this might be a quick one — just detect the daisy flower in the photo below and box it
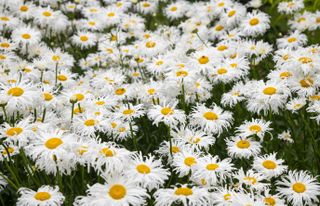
[277,31,307,49]
[259,189,286,206]
[235,168,269,191]
[172,147,201,177]
[147,101,186,127]
[172,127,215,151]
[154,184,210,206]
[286,97,307,113]
[240,10,270,36]
[165,1,188,20]
[17,185,65,206]
[211,186,235,206]
[226,136,261,159]
[25,128,77,175]
[277,130,294,143]
[253,153,287,179]
[125,153,169,191]
[0,117,33,146]
[11,25,41,45]
[236,118,272,141]
[114,103,145,122]
[244,80,290,115]
[189,103,233,135]
[277,170,320,206]
[74,175,149,206]
[0,143,19,161]
[72,31,97,49]
[92,142,132,174]
[221,82,246,108]
[192,155,234,186]
[72,112,106,137]
[278,0,304,15]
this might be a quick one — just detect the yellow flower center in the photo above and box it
[34,192,51,201]
[176,70,188,77]
[96,101,105,105]
[57,74,67,81]
[109,184,126,200]
[88,21,96,26]
[198,56,209,64]
[171,146,180,153]
[203,111,218,120]
[0,16,9,21]
[7,87,24,97]
[143,2,150,7]
[264,197,276,206]
[224,193,231,200]
[52,55,60,62]
[175,187,193,196]
[236,140,250,149]
[42,11,52,17]
[22,33,31,39]
[206,163,219,171]
[217,45,228,51]
[80,36,88,42]
[300,77,314,88]
[155,60,163,65]
[118,127,126,132]
[292,182,306,193]
[146,41,156,48]
[280,71,292,79]
[299,57,312,64]
[228,10,236,17]
[20,5,29,12]
[244,176,257,185]
[263,87,277,95]
[249,125,262,133]
[230,63,237,68]
[6,127,23,136]
[74,93,84,101]
[215,25,224,31]
[0,42,10,48]
[84,119,95,126]
[123,109,134,115]
[136,164,151,174]
[293,103,302,109]
[110,35,117,41]
[43,93,53,101]
[161,107,173,115]
[184,157,197,167]
[218,2,225,7]
[288,37,297,43]
[309,95,320,101]
[115,88,126,95]
[170,6,177,11]
[148,88,155,95]
[249,18,260,26]
[107,12,115,17]
[101,148,114,157]
[45,138,63,150]
[262,160,277,169]
[1,147,14,155]
[78,146,88,155]
[74,107,85,114]
[282,54,289,60]
[217,68,228,74]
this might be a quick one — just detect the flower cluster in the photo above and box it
[0,0,320,205]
